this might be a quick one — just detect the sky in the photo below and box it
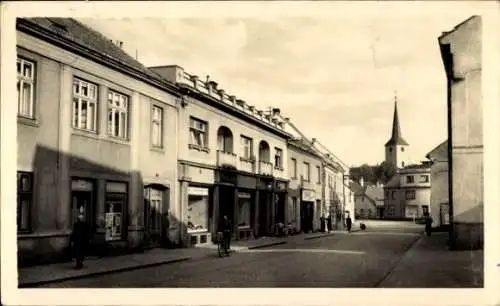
[79,5,477,167]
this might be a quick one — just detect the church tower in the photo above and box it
[385,94,409,169]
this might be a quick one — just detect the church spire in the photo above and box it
[385,92,409,147]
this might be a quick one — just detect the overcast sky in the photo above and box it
[80,6,477,167]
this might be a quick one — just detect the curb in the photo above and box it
[304,229,362,240]
[19,256,191,288]
[247,240,288,249]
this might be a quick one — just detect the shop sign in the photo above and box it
[106,182,127,193]
[105,212,122,241]
[71,180,93,191]
[219,170,237,184]
[302,189,316,202]
[238,192,251,199]
[188,186,209,196]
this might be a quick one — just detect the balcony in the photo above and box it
[259,161,273,176]
[217,150,237,168]
[239,157,255,173]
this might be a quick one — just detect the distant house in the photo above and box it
[426,140,449,228]
[384,163,431,220]
[350,177,384,219]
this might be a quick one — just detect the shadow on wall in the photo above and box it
[17,144,186,267]
[451,204,484,251]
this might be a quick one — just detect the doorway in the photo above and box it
[144,187,168,248]
[301,201,314,233]
[258,191,270,236]
[218,185,235,232]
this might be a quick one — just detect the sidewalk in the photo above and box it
[378,232,484,288]
[18,236,289,287]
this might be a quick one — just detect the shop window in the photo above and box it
[17,171,33,232]
[187,186,209,232]
[71,178,95,226]
[105,181,128,241]
[238,192,252,228]
[290,197,298,221]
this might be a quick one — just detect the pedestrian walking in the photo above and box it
[424,212,433,236]
[71,210,89,269]
[221,215,232,251]
[346,214,352,232]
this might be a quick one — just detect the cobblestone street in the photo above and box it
[34,224,482,288]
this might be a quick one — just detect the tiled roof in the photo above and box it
[348,181,365,195]
[385,101,409,147]
[18,18,174,90]
[426,140,448,160]
[365,185,384,202]
[384,174,400,188]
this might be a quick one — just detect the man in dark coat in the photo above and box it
[345,214,352,232]
[71,213,89,269]
[424,212,433,236]
[221,215,232,251]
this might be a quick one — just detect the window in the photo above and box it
[189,117,208,148]
[420,175,429,183]
[105,182,127,241]
[241,136,253,159]
[151,105,163,148]
[290,158,297,178]
[17,172,33,231]
[187,186,210,232]
[316,166,321,184]
[303,162,310,181]
[392,190,396,200]
[389,147,393,152]
[72,78,98,132]
[274,148,283,169]
[406,175,414,183]
[401,147,405,152]
[17,58,36,118]
[405,189,416,200]
[107,90,129,139]
[360,208,365,216]
[422,205,429,215]
[328,175,333,187]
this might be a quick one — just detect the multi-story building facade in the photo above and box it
[16,18,181,265]
[439,15,483,250]
[286,138,323,233]
[426,140,449,228]
[384,164,431,220]
[149,65,291,245]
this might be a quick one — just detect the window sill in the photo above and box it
[107,135,130,145]
[72,128,98,139]
[240,157,255,163]
[189,144,210,153]
[150,146,165,154]
[274,167,284,171]
[17,116,40,127]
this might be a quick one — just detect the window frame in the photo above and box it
[303,162,310,182]
[420,175,429,183]
[151,104,164,149]
[240,135,253,160]
[17,171,33,233]
[189,116,209,150]
[16,57,36,119]
[290,158,297,179]
[107,89,130,140]
[72,77,99,133]
[316,165,321,184]
[406,175,414,184]
[274,147,283,169]
[405,189,416,200]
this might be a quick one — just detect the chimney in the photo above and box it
[190,75,199,88]
[115,40,123,48]
[272,108,281,116]
[311,138,317,144]
[217,89,225,100]
[229,95,236,104]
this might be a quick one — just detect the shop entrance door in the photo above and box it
[71,179,95,243]
[301,201,314,233]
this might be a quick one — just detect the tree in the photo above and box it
[351,163,377,184]
[377,161,397,184]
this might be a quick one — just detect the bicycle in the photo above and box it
[217,231,231,257]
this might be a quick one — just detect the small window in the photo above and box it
[17,171,33,232]
[303,162,310,181]
[290,158,297,178]
[107,90,129,139]
[401,147,405,152]
[392,191,396,200]
[274,148,283,169]
[72,78,99,132]
[17,58,36,119]
[406,175,414,184]
[190,117,208,148]
[316,166,321,184]
[151,105,164,148]
[420,175,429,183]
[405,190,416,200]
